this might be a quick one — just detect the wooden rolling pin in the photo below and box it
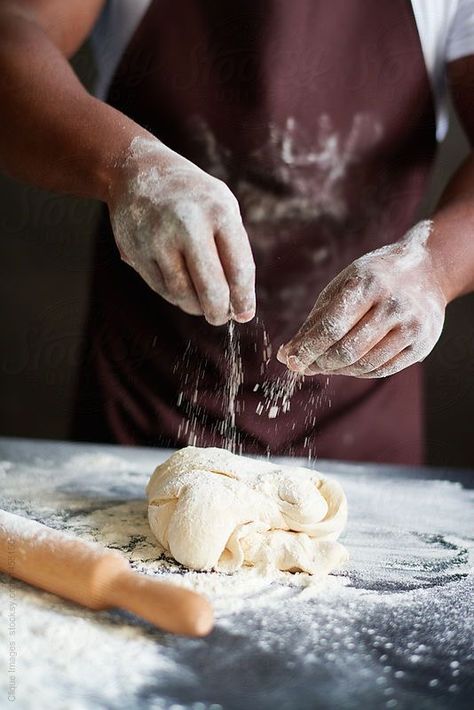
[0,509,213,637]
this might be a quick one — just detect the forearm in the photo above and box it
[0,7,256,324]
[0,8,150,201]
[428,153,474,302]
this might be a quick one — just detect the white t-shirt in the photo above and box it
[91,0,474,141]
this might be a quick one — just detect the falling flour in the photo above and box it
[175,319,308,452]
[255,370,303,418]
[175,322,244,453]
[175,341,209,447]
[220,319,244,453]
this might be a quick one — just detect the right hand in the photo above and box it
[108,136,256,326]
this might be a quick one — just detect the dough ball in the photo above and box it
[146,447,348,575]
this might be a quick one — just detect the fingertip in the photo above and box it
[233,309,255,323]
[180,305,204,317]
[276,345,288,365]
[205,313,231,327]
[288,355,306,372]
[229,284,256,323]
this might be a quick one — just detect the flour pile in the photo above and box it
[146,447,348,575]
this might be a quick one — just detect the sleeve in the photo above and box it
[446,0,474,62]
[90,0,151,100]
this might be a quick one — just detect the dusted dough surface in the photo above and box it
[146,447,348,575]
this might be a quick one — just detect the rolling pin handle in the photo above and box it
[103,567,214,637]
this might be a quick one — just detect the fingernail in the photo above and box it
[276,345,287,364]
[288,355,306,372]
[234,309,255,323]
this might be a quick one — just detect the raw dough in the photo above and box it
[146,447,348,575]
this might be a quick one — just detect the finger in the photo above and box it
[276,277,343,365]
[185,234,231,326]
[308,303,396,372]
[309,327,411,377]
[277,276,343,365]
[311,303,406,374]
[215,223,256,323]
[134,257,178,301]
[282,276,376,371]
[357,345,417,378]
[156,250,203,315]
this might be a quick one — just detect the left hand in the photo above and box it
[277,221,447,378]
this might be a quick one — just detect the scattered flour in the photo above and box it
[220,319,244,453]
[189,113,383,225]
[255,370,303,419]
[175,320,307,453]
[0,442,472,708]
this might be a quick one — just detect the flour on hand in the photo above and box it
[146,447,348,576]
[278,220,447,378]
[108,136,256,325]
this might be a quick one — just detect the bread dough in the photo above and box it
[146,447,348,575]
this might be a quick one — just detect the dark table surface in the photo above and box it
[0,437,472,710]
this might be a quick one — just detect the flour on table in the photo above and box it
[0,440,472,709]
[146,447,348,575]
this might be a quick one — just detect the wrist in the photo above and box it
[426,218,472,303]
[85,100,155,204]
[426,242,454,304]
[104,133,179,207]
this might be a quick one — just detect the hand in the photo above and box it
[108,136,256,326]
[277,221,447,378]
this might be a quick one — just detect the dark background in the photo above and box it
[1,46,473,467]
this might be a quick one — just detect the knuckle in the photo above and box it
[315,283,334,309]
[347,263,379,292]
[348,262,365,279]
[346,274,371,296]
[403,318,422,337]
[384,296,403,316]
[320,317,345,342]
[216,205,242,233]
[165,273,188,298]
[210,182,241,215]
[343,273,363,291]
[212,177,234,202]
[335,344,356,366]
[230,263,255,289]
[364,271,378,291]
[356,355,378,373]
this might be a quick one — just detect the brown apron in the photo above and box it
[73,0,437,464]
